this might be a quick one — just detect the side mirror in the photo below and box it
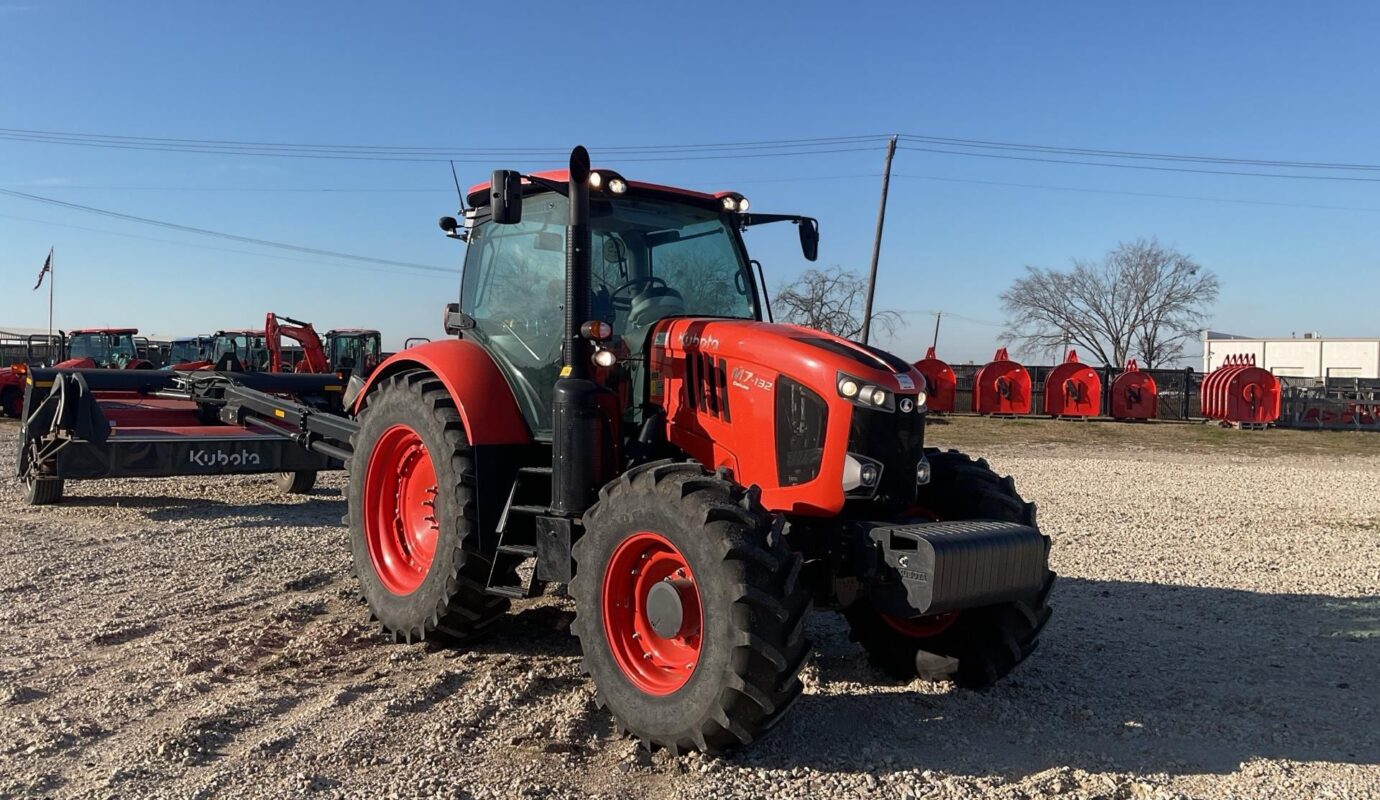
[798,218,819,262]
[490,170,524,225]
[443,302,476,336]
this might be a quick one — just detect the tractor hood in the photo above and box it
[648,317,928,517]
[651,318,924,397]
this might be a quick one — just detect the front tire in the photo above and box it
[347,371,507,643]
[844,448,1054,688]
[1,386,21,418]
[571,461,810,754]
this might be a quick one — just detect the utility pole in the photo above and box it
[931,311,942,350]
[860,135,898,345]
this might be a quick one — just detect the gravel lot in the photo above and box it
[1,418,1376,799]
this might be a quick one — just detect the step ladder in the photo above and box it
[486,465,551,599]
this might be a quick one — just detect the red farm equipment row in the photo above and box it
[1202,354,1281,428]
[203,147,1055,755]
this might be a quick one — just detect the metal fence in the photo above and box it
[948,363,1204,421]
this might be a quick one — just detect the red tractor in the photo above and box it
[226,148,1054,753]
[0,334,64,417]
[57,328,157,370]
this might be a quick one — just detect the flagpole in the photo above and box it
[47,247,54,346]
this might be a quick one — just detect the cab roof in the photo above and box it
[69,327,138,336]
[465,169,740,211]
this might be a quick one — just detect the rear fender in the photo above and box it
[354,339,531,446]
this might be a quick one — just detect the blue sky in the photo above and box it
[3,1,1378,363]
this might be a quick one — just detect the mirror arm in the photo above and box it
[752,259,773,323]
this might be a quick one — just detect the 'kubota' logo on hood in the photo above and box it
[189,449,262,467]
[679,333,719,350]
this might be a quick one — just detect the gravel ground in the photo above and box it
[0,419,1376,799]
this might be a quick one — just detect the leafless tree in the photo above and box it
[1000,239,1219,368]
[775,266,902,341]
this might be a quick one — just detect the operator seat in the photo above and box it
[626,285,686,346]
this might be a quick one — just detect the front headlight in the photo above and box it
[836,371,896,412]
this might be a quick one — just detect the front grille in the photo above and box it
[847,405,925,515]
[775,377,827,486]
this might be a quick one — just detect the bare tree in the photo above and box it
[1001,239,1219,368]
[775,266,902,341]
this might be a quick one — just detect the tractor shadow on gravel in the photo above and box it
[54,494,346,528]
[756,577,1379,778]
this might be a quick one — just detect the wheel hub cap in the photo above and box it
[363,424,439,595]
[601,532,703,695]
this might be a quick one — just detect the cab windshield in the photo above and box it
[329,333,381,372]
[68,332,138,367]
[211,334,269,371]
[461,192,758,434]
[168,339,204,364]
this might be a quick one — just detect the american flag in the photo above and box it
[33,249,51,291]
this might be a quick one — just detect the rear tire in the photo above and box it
[571,461,811,754]
[844,448,1054,688]
[24,475,63,506]
[274,470,317,495]
[1,386,21,419]
[348,370,508,644]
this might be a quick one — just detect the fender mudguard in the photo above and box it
[353,339,531,446]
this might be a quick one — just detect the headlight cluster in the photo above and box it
[836,372,927,414]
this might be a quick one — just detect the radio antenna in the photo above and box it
[449,160,465,212]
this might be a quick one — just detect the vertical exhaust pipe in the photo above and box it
[550,146,615,515]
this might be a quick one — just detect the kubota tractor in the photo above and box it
[223,148,1054,754]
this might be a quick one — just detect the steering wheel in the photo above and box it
[609,276,668,310]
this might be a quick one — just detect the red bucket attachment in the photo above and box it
[1110,360,1157,420]
[1202,354,1281,426]
[972,348,1031,415]
[913,346,956,413]
[1042,350,1101,418]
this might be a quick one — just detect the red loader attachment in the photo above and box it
[1111,360,1157,420]
[912,347,956,413]
[1202,354,1281,427]
[1042,350,1101,418]
[972,347,1032,415]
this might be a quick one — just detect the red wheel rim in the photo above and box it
[881,610,959,638]
[601,532,703,695]
[363,424,439,595]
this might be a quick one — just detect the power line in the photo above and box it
[897,144,1380,183]
[0,211,457,278]
[893,174,1380,214]
[0,188,453,274]
[9,125,1380,177]
[899,133,1380,172]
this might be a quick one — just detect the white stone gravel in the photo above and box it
[0,420,1376,799]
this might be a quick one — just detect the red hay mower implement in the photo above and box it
[19,148,1055,754]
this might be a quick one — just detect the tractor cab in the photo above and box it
[63,329,154,370]
[454,171,810,437]
[164,336,210,369]
[325,329,382,376]
[209,330,270,372]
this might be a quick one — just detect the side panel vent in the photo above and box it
[684,353,731,422]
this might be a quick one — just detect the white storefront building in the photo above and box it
[1203,331,1380,380]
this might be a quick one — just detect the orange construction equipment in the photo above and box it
[1202,354,1281,426]
[972,347,1031,415]
[1110,360,1157,420]
[1042,350,1101,418]
[912,347,956,413]
[265,313,330,373]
